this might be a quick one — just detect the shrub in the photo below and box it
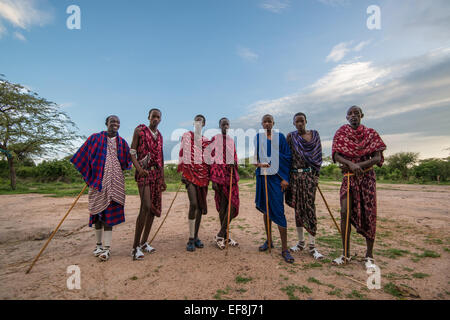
[34,159,81,182]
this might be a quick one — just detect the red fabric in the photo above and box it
[332,124,386,164]
[210,134,240,217]
[134,125,164,185]
[177,131,210,187]
[332,124,386,241]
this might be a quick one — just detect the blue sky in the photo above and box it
[1,0,449,160]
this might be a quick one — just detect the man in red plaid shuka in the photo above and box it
[331,106,386,270]
[210,118,240,250]
[130,108,167,261]
[71,115,132,262]
[178,114,210,252]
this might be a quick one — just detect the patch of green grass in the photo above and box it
[414,250,440,258]
[425,238,443,245]
[444,247,450,253]
[346,290,367,300]
[412,273,430,279]
[316,234,342,249]
[302,262,323,269]
[385,273,411,280]
[235,275,253,284]
[213,286,232,300]
[386,272,411,280]
[383,282,403,299]
[307,277,322,285]
[403,267,414,272]
[376,248,410,259]
[281,285,313,300]
[328,288,343,297]
[130,276,138,280]
[236,288,247,293]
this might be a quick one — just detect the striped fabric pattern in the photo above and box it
[88,136,126,215]
[70,131,132,191]
[289,130,323,173]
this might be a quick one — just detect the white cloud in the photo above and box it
[13,30,25,41]
[381,133,450,159]
[353,40,371,52]
[326,42,352,62]
[0,0,52,34]
[237,46,259,62]
[260,0,290,13]
[309,61,390,99]
[232,47,450,158]
[326,40,372,62]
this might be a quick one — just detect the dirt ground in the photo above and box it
[0,182,449,300]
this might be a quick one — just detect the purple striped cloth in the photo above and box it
[290,130,323,173]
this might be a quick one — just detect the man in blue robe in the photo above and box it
[254,114,294,263]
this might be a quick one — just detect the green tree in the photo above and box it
[0,75,83,189]
[385,152,419,180]
[413,158,450,182]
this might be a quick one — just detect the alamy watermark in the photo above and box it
[66,5,81,30]
[367,5,381,30]
[367,265,381,290]
[66,265,81,290]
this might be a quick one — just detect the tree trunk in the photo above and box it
[7,156,16,190]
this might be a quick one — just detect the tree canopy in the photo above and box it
[0,75,84,188]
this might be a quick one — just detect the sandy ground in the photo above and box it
[0,182,449,300]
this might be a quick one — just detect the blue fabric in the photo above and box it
[70,131,132,191]
[255,131,292,228]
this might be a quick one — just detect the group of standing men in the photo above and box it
[71,106,386,270]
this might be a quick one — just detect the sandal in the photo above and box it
[140,242,156,254]
[364,257,376,270]
[93,246,103,257]
[214,235,225,250]
[281,250,295,263]
[131,247,144,260]
[258,240,274,252]
[332,255,351,265]
[194,238,204,248]
[99,249,111,262]
[226,238,239,247]
[290,240,306,252]
[186,238,196,252]
[309,248,324,260]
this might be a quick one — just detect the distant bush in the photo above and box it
[238,164,255,179]
[33,159,81,182]
[164,164,182,183]
[320,164,342,180]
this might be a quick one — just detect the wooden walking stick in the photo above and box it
[225,166,234,256]
[149,182,183,245]
[342,167,371,263]
[344,173,351,262]
[264,169,272,254]
[317,185,341,234]
[26,184,88,274]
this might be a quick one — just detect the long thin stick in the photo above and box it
[149,182,183,245]
[264,170,271,254]
[26,184,88,274]
[342,167,372,263]
[225,166,233,256]
[317,185,341,234]
[344,174,350,260]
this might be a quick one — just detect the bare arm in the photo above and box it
[334,152,363,176]
[130,127,148,177]
[357,151,382,170]
[335,151,382,177]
